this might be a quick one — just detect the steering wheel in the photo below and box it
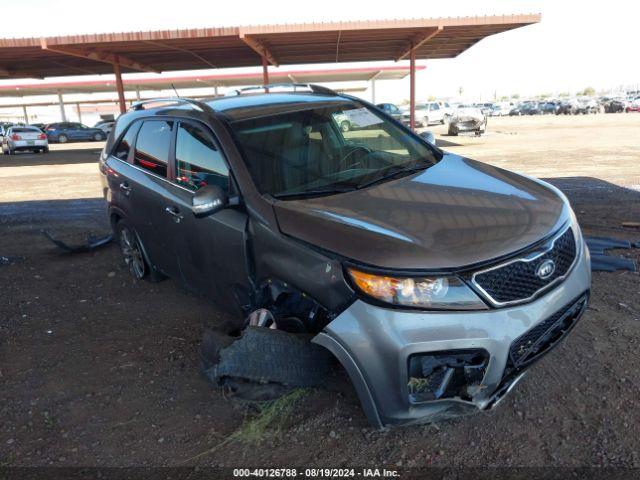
[338,144,372,171]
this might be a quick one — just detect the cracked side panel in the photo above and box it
[248,218,355,331]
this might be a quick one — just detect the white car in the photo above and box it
[403,102,448,127]
[1,126,49,154]
[435,101,454,118]
[94,120,115,135]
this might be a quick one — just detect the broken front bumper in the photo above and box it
[312,241,591,428]
[451,119,484,131]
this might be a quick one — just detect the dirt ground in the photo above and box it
[1,113,640,469]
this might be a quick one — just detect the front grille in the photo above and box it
[472,227,577,305]
[509,294,588,368]
[486,293,589,409]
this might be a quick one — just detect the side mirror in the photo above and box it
[419,131,436,145]
[192,185,228,218]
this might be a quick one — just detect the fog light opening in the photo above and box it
[408,349,490,403]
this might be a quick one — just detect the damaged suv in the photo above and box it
[99,85,591,428]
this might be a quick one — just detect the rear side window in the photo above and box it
[175,122,229,191]
[113,122,141,161]
[134,120,173,177]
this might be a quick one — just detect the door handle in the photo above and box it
[119,182,132,193]
[164,206,184,223]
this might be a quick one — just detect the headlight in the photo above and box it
[347,268,488,310]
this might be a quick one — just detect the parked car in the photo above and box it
[488,104,503,116]
[99,86,590,427]
[403,102,447,127]
[603,99,625,113]
[44,122,106,143]
[333,112,354,132]
[435,101,454,118]
[376,103,405,123]
[0,124,9,144]
[575,98,600,115]
[94,120,115,135]
[625,98,640,112]
[29,123,46,131]
[509,105,524,116]
[448,105,487,136]
[539,102,559,115]
[1,125,49,154]
[521,103,542,115]
[556,101,578,115]
[474,103,496,117]
[495,102,514,116]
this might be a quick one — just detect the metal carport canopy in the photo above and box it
[0,14,540,123]
[0,65,425,97]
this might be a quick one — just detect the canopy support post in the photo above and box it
[113,59,126,114]
[262,55,269,92]
[57,91,67,122]
[409,47,416,131]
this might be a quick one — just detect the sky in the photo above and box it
[1,0,639,103]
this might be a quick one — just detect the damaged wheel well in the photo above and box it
[110,211,122,230]
[245,278,333,334]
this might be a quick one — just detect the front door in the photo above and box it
[160,120,250,312]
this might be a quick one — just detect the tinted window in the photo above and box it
[175,122,228,191]
[230,102,438,197]
[431,103,440,110]
[134,120,173,177]
[113,122,141,161]
[10,128,40,133]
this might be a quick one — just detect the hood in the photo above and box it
[452,108,484,122]
[273,154,569,271]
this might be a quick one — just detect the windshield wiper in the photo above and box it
[355,160,430,190]
[273,184,357,200]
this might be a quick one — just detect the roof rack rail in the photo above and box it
[225,83,338,97]
[129,97,206,111]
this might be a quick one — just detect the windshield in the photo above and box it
[228,102,439,198]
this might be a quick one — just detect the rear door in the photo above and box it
[128,119,178,274]
[160,119,249,312]
[70,123,88,140]
[105,118,177,276]
[61,123,78,139]
[52,123,69,137]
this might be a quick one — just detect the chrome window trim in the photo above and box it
[470,223,579,308]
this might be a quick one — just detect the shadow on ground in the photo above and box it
[435,138,463,147]
[542,176,640,236]
[0,148,102,168]
[0,198,105,225]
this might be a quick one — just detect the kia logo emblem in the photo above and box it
[536,259,556,280]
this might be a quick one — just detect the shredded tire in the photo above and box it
[205,327,332,388]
